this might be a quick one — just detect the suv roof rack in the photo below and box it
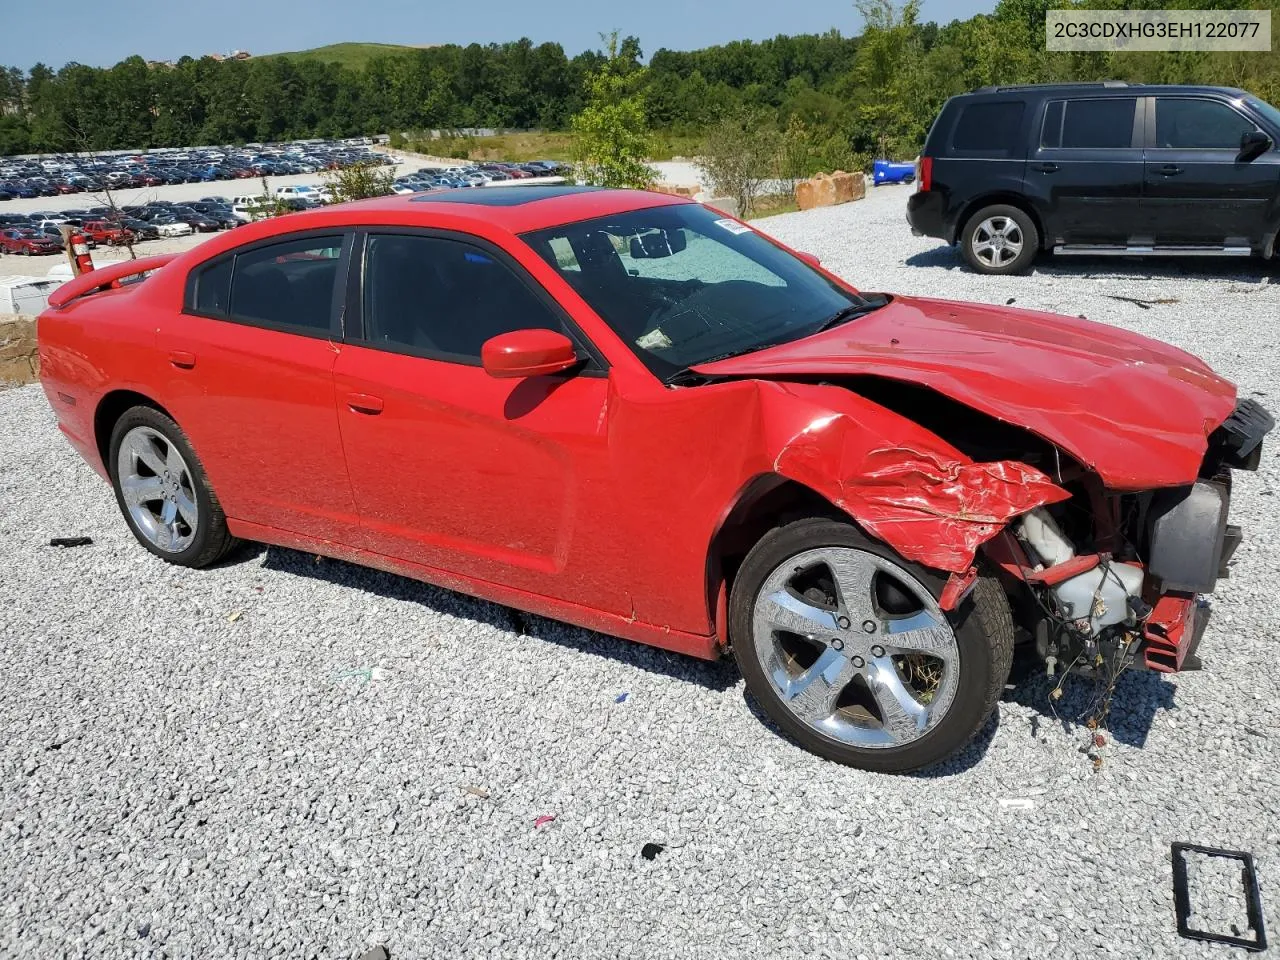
[973,81,1134,93]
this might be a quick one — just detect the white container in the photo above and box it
[47,259,126,281]
[0,275,61,315]
[1052,562,1145,634]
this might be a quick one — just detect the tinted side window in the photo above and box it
[1042,98,1136,149]
[193,257,232,316]
[951,101,1025,156]
[1155,98,1257,149]
[229,235,344,332]
[363,233,560,361]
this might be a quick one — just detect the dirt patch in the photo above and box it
[0,315,39,386]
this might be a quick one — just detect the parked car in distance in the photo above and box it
[34,225,68,248]
[119,218,161,240]
[36,185,1272,773]
[1,227,62,255]
[275,184,323,203]
[167,207,221,232]
[907,82,1280,274]
[151,218,194,238]
[81,220,135,245]
[230,200,270,223]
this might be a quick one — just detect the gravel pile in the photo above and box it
[3,184,1279,958]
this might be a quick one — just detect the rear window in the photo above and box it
[949,101,1026,156]
[229,236,344,333]
[1041,98,1137,149]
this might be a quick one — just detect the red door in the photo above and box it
[155,233,361,544]
[331,345,622,609]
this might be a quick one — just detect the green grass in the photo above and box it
[410,131,578,163]
[746,194,800,220]
[263,42,421,69]
[648,131,703,162]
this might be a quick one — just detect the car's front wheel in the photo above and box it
[730,518,1013,773]
[960,204,1038,275]
[108,405,237,568]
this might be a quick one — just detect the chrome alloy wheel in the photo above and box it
[970,216,1024,268]
[116,425,199,553]
[750,547,960,748]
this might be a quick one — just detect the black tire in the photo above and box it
[960,203,1038,275]
[730,517,1014,773]
[107,405,237,568]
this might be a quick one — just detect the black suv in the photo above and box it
[907,83,1280,274]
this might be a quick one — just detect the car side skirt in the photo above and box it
[228,518,724,661]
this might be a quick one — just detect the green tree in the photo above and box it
[570,33,655,188]
[322,160,396,202]
[698,108,782,214]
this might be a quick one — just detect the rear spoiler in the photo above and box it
[46,254,178,308]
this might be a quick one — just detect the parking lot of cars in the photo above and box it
[0,139,395,257]
[390,159,567,193]
[0,138,390,203]
[0,140,569,257]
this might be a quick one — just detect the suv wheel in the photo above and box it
[961,204,1038,275]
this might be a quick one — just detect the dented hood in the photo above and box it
[695,295,1238,490]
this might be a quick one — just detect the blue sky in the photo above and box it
[0,0,995,69]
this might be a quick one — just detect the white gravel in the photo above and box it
[2,183,1278,959]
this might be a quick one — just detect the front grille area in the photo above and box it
[1206,398,1274,473]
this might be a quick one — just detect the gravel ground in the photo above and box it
[2,183,1279,959]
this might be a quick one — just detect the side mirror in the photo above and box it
[1238,130,1272,162]
[481,328,579,379]
[795,251,822,268]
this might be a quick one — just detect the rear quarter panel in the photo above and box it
[38,287,165,479]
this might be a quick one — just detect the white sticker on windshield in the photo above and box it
[714,218,752,235]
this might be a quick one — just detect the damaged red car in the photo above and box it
[37,186,1273,772]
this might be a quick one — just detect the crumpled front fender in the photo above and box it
[760,382,1070,573]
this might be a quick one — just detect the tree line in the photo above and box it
[2,0,1279,161]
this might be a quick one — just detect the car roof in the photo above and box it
[281,185,688,233]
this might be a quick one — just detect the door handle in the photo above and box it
[1031,162,1059,173]
[1158,164,1184,176]
[345,392,384,415]
[168,350,196,369]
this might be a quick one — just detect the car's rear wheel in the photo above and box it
[108,406,237,568]
[730,518,1013,773]
[960,204,1038,275]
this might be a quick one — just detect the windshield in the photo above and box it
[1246,96,1280,133]
[521,203,875,380]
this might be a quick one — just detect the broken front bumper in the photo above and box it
[1142,595,1211,673]
[1140,397,1273,672]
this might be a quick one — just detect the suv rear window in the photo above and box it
[950,101,1025,156]
[1041,98,1137,149]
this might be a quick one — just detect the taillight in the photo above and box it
[915,156,932,193]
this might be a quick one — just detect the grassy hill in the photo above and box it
[261,42,421,69]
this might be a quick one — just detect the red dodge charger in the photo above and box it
[37,185,1272,772]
